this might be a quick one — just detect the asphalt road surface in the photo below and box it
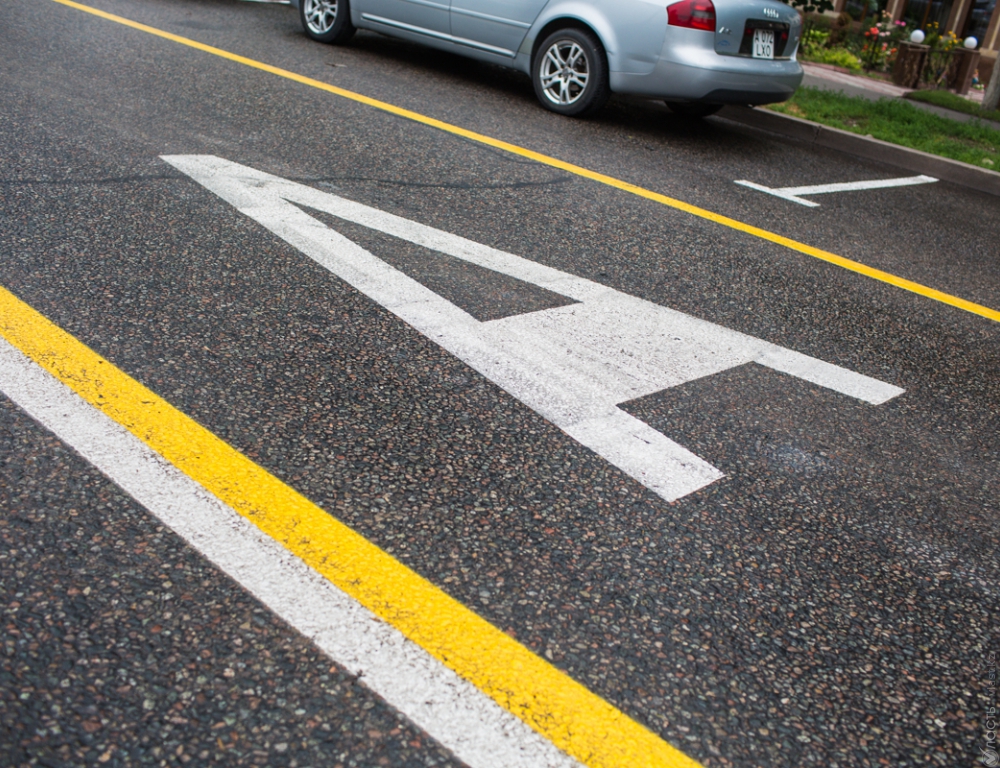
[1,1,998,766]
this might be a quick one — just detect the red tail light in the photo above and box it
[668,0,716,32]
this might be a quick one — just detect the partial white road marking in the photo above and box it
[163,155,906,501]
[0,334,582,768]
[735,175,938,207]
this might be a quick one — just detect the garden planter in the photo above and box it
[893,41,928,88]
[947,48,980,95]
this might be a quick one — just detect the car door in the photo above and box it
[360,0,451,39]
[450,0,549,57]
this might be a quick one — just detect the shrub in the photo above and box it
[801,27,831,52]
[803,46,864,71]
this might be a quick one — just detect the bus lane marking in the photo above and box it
[735,174,939,207]
[163,154,906,504]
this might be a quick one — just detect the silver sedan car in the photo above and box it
[290,0,803,117]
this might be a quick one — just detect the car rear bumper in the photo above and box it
[609,29,803,105]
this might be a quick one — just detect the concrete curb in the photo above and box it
[717,105,1000,198]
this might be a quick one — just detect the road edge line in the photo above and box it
[0,283,704,768]
[0,332,581,768]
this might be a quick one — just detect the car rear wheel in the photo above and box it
[300,0,355,44]
[532,29,609,117]
[665,101,723,118]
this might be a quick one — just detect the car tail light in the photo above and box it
[668,0,716,32]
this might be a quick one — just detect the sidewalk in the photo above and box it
[799,62,999,129]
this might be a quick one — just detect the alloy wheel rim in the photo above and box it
[304,0,338,34]
[539,40,589,106]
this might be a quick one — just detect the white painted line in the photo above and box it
[163,155,906,501]
[0,334,581,768]
[734,180,820,207]
[735,175,937,207]
[780,174,938,196]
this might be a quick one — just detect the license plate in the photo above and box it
[752,28,775,59]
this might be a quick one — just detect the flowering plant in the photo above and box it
[923,29,963,84]
[861,12,910,71]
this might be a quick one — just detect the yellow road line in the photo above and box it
[0,281,703,767]
[50,0,1000,324]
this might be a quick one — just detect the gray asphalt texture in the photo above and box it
[0,397,462,768]
[1,0,998,766]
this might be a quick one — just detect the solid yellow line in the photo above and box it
[0,280,703,767]
[50,0,1000,324]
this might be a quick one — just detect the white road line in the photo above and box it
[734,180,822,208]
[781,175,938,196]
[735,175,937,207]
[164,155,906,502]
[0,336,581,768]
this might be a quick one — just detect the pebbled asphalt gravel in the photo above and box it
[1,0,997,767]
[0,397,464,768]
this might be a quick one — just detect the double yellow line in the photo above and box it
[51,0,1000,324]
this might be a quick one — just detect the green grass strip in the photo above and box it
[768,86,1000,169]
[903,88,1000,122]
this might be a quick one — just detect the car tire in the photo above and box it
[300,0,355,44]
[665,101,723,118]
[532,28,610,117]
